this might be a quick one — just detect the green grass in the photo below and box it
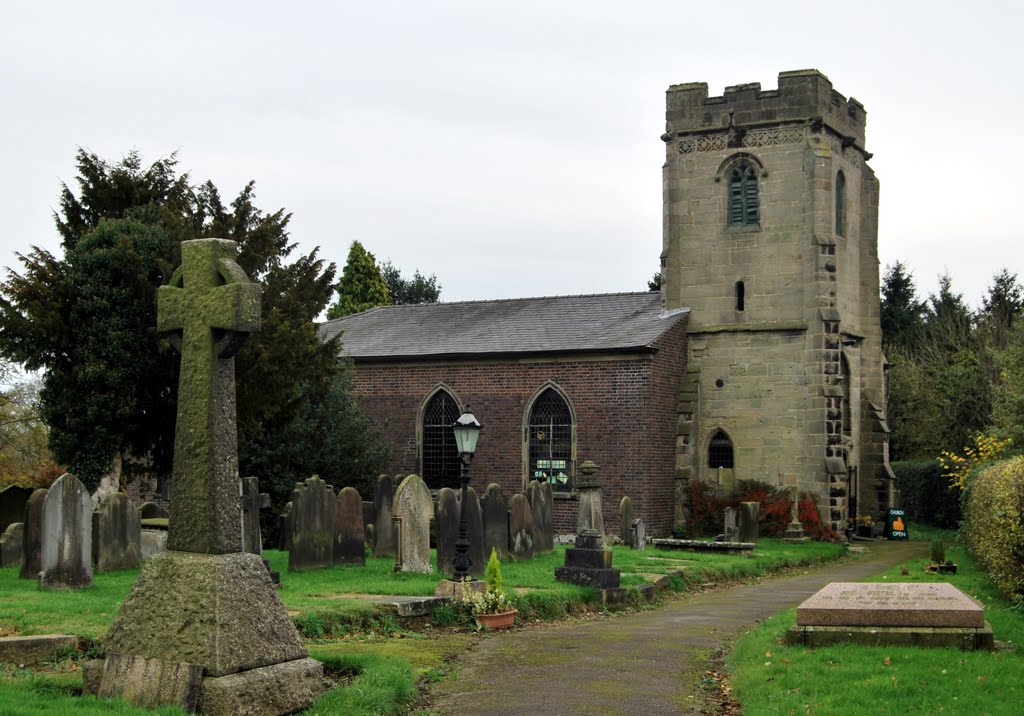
[727,532,1024,715]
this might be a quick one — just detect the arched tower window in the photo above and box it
[527,387,574,491]
[728,163,759,226]
[708,430,735,469]
[835,170,846,237]
[421,389,461,490]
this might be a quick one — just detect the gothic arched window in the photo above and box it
[835,170,846,237]
[708,430,735,469]
[527,388,574,492]
[421,389,461,490]
[728,163,759,226]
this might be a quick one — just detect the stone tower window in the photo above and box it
[728,163,759,226]
[421,388,461,490]
[835,170,846,237]
[708,430,735,469]
[527,387,574,492]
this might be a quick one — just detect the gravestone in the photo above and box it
[0,485,32,535]
[372,474,396,558]
[618,496,634,544]
[722,507,739,543]
[463,486,486,578]
[333,486,365,566]
[576,481,605,540]
[629,518,646,550]
[240,477,270,557]
[480,483,508,561]
[0,522,23,567]
[289,476,335,572]
[138,502,168,520]
[435,487,459,576]
[555,529,620,590]
[392,474,433,574]
[527,480,554,554]
[140,529,167,561]
[738,501,760,543]
[508,493,535,560]
[95,239,320,715]
[19,488,47,579]
[278,502,293,551]
[362,501,376,547]
[96,493,141,573]
[788,582,993,650]
[39,472,93,590]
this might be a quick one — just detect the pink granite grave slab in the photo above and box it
[796,582,984,628]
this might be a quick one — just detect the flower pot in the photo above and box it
[476,609,518,630]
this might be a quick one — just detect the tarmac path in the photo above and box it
[426,540,927,715]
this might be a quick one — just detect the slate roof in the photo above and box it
[319,292,688,361]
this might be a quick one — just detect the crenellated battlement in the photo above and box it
[665,69,866,148]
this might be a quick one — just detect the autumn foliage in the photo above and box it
[686,480,836,541]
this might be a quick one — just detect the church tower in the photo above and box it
[661,70,892,534]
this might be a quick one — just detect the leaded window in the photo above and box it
[422,390,461,490]
[835,170,846,236]
[528,388,573,491]
[728,163,759,226]
[708,431,734,469]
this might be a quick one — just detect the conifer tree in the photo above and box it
[880,261,926,350]
[379,260,441,305]
[327,241,392,319]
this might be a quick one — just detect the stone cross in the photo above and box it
[157,239,261,554]
[240,476,271,556]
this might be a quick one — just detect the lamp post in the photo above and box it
[451,406,482,581]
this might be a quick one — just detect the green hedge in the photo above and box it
[963,456,1024,601]
[891,460,961,529]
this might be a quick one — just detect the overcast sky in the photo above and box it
[1,1,1019,310]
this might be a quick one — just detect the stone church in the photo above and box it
[323,69,894,537]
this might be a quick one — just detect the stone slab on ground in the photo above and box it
[796,582,985,628]
[198,657,323,716]
[331,593,453,617]
[0,635,78,666]
[785,622,995,651]
[94,653,203,712]
[651,538,755,554]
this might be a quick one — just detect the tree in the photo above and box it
[0,149,361,495]
[326,241,392,319]
[880,261,926,350]
[0,366,62,488]
[647,272,662,292]
[979,269,1023,350]
[380,260,441,305]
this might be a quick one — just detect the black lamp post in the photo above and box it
[451,406,482,581]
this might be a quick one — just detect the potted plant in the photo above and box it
[925,538,957,575]
[855,514,875,538]
[466,548,517,630]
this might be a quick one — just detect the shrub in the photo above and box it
[686,479,792,537]
[963,455,1024,600]
[892,460,962,528]
[798,495,838,542]
[929,538,946,564]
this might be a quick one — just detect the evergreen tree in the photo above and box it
[326,241,392,319]
[880,261,926,350]
[647,272,662,292]
[380,260,441,305]
[979,269,1023,350]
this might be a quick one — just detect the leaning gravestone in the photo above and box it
[508,493,535,560]
[0,522,24,567]
[93,239,320,715]
[392,474,433,574]
[19,488,47,580]
[481,483,508,561]
[372,474,396,558]
[288,476,335,572]
[527,481,554,554]
[39,472,93,590]
[333,487,365,566]
[435,487,459,576]
[629,518,646,550]
[0,484,32,535]
[738,501,760,543]
[240,476,270,557]
[618,496,634,544]
[96,493,141,573]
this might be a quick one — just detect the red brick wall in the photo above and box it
[350,316,688,536]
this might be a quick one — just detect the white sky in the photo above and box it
[1,1,1020,309]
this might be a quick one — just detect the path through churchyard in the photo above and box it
[427,540,926,715]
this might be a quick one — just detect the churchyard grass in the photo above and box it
[727,529,1024,715]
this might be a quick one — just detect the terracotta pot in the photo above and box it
[476,609,517,630]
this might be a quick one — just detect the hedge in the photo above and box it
[963,455,1024,601]
[891,460,961,529]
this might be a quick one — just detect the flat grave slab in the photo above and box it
[651,538,755,554]
[796,582,984,628]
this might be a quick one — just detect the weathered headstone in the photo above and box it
[39,472,93,590]
[362,500,376,547]
[576,481,605,540]
[96,239,320,715]
[139,502,168,520]
[140,529,167,560]
[96,493,141,573]
[278,502,293,551]
[392,474,433,574]
[618,496,634,544]
[435,487,459,576]
[508,493,535,560]
[723,507,739,543]
[527,480,554,554]
[333,486,365,566]
[738,501,760,543]
[629,518,646,550]
[481,483,508,561]
[0,485,32,535]
[555,530,620,589]
[19,488,46,579]
[288,476,335,572]
[240,477,270,556]
[0,522,24,567]
[463,485,486,578]
[372,474,396,558]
